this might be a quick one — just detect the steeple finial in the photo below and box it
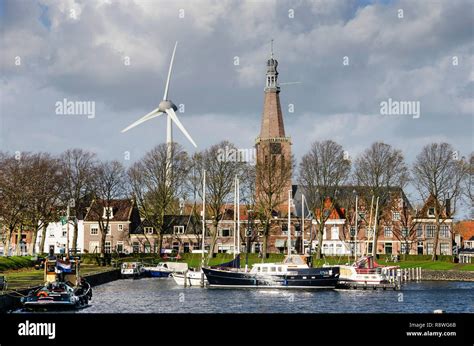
[270,39,274,58]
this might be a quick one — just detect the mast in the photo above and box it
[366,195,374,256]
[233,176,237,258]
[201,170,206,268]
[237,177,240,255]
[354,194,358,261]
[372,197,380,257]
[302,194,305,255]
[288,189,292,256]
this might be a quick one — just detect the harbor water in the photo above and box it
[74,278,474,314]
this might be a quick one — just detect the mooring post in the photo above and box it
[184,270,188,288]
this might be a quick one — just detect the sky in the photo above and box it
[0,0,473,215]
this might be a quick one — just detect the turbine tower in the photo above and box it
[121,41,197,171]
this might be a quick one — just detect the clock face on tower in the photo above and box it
[270,142,282,155]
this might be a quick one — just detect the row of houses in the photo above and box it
[1,186,472,259]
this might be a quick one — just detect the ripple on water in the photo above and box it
[72,278,474,314]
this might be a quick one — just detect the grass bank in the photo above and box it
[0,256,34,271]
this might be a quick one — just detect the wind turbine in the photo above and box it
[121,41,197,158]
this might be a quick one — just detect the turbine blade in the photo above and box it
[166,108,197,147]
[163,41,178,101]
[121,108,162,133]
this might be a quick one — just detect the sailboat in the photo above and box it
[202,190,340,288]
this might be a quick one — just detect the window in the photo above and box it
[366,227,374,238]
[401,227,409,238]
[350,227,356,237]
[262,267,268,273]
[49,231,55,238]
[173,226,185,235]
[440,225,450,238]
[331,227,339,240]
[282,223,288,235]
[132,242,140,254]
[144,242,151,253]
[183,242,190,253]
[172,242,180,252]
[416,224,423,238]
[427,243,434,255]
[116,241,124,253]
[62,228,67,237]
[118,224,123,231]
[384,227,392,238]
[220,228,231,237]
[426,225,435,238]
[90,226,99,235]
[105,241,111,253]
[358,212,366,221]
[103,207,114,219]
[254,243,261,254]
[392,212,401,221]
[428,208,435,217]
[440,243,450,255]
[401,243,409,254]
[144,227,154,235]
[89,241,99,253]
[385,243,393,254]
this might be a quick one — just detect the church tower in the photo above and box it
[255,42,292,209]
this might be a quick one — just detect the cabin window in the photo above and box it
[262,267,268,273]
[270,267,276,272]
[173,226,185,235]
[278,267,283,272]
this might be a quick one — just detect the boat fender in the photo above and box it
[37,291,48,297]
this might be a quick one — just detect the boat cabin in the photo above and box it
[250,255,309,275]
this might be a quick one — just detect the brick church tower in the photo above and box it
[255,44,292,209]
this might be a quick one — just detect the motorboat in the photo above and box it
[120,262,145,279]
[202,255,340,289]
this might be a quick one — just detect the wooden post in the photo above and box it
[184,270,188,288]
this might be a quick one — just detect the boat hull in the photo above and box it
[202,267,340,289]
[172,271,207,286]
[148,270,172,278]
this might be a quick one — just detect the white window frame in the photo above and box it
[144,227,154,235]
[104,241,111,253]
[173,225,185,235]
[220,228,231,237]
[331,226,339,240]
[118,224,123,231]
[116,241,124,253]
[384,227,393,238]
[90,225,99,235]
[392,212,401,221]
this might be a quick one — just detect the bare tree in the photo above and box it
[59,149,96,252]
[193,141,244,263]
[89,160,126,256]
[412,143,468,260]
[128,143,190,255]
[23,153,63,255]
[298,140,351,259]
[0,153,30,255]
[353,142,409,254]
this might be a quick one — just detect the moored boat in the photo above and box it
[20,253,92,310]
[121,262,145,279]
[144,262,188,278]
[334,256,399,288]
[202,255,340,289]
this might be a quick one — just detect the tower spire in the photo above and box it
[270,39,274,59]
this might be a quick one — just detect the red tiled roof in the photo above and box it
[84,199,135,222]
[454,220,474,241]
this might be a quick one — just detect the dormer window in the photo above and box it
[144,227,154,235]
[428,208,435,217]
[103,207,113,219]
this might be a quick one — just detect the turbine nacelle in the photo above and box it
[159,100,177,112]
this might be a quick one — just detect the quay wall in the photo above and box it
[0,269,120,313]
[421,269,474,282]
